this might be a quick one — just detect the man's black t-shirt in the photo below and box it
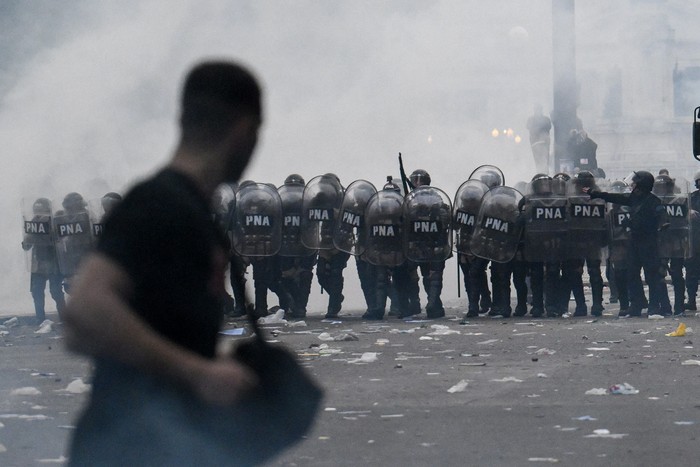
[97,169,227,358]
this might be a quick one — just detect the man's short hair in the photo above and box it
[179,60,262,146]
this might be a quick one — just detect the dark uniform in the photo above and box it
[589,171,669,317]
[685,171,700,311]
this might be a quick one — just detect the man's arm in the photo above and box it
[62,253,257,406]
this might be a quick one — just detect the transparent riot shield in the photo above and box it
[231,183,282,257]
[53,204,94,276]
[470,186,524,263]
[403,186,452,262]
[333,180,377,256]
[87,198,108,240]
[468,165,505,189]
[522,193,568,262]
[565,179,607,259]
[278,184,316,257]
[607,204,632,263]
[22,198,57,273]
[452,180,489,254]
[301,175,344,250]
[657,177,691,259]
[364,190,405,267]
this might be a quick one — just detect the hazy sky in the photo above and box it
[3,0,694,312]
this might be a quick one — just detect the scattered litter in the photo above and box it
[460,362,486,367]
[286,320,307,328]
[609,383,639,395]
[347,352,378,364]
[666,323,686,337]
[537,373,548,378]
[554,426,578,432]
[447,379,469,393]
[681,360,700,366]
[257,310,287,324]
[3,317,18,328]
[427,372,440,376]
[462,332,484,336]
[63,379,90,394]
[419,336,434,340]
[35,320,53,334]
[10,387,41,396]
[584,388,607,396]
[674,421,695,425]
[527,458,559,463]
[573,415,597,421]
[0,414,51,421]
[586,347,610,351]
[491,377,523,383]
[375,338,390,346]
[477,339,500,345]
[513,332,537,336]
[427,325,460,336]
[380,414,404,418]
[320,319,342,324]
[535,348,556,355]
[36,455,68,463]
[584,429,628,439]
[318,332,358,342]
[526,394,541,398]
[593,340,622,344]
[632,330,651,335]
[648,314,665,320]
[324,407,336,412]
[219,328,245,336]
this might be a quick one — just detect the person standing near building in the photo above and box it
[63,61,262,464]
[526,104,552,174]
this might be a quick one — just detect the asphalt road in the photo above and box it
[1,301,699,467]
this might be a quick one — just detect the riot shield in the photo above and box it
[364,190,405,267]
[607,204,632,263]
[53,205,94,276]
[231,183,282,257]
[522,193,568,262]
[212,183,237,231]
[403,186,452,262]
[468,165,505,189]
[566,180,606,259]
[278,184,316,257]
[333,180,377,256]
[452,180,489,254]
[22,198,58,274]
[657,177,691,259]
[300,175,344,250]
[469,186,524,263]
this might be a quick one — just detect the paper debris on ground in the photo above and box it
[348,352,378,364]
[10,387,41,396]
[447,379,469,393]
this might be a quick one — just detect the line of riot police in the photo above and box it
[215,166,696,321]
[21,192,122,323]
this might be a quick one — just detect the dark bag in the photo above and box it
[229,311,324,465]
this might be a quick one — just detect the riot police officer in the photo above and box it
[404,169,449,319]
[587,170,669,317]
[653,174,689,315]
[685,170,700,311]
[22,197,66,323]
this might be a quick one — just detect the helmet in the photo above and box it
[32,197,51,214]
[239,180,256,190]
[383,175,401,193]
[480,170,502,189]
[573,170,595,188]
[410,169,431,187]
[101,192,122,213]
[530,174,552,195]
[652,174,674,195]
[551,172,570,195]
[62,192,86,211]
[610,180,628,193]
[284,174,305,186]
[631,170,655,193]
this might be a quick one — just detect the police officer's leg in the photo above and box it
[489,260,513,317]
[564,259,587,316]
[251,258,270,316]
[425,261,445,319]
[511,257,528,316]
[669,258,686,315]
[325,251,350,318]
[297,255,317,313]
[544,261,561,317]
[30,273,47,323]
[685,255,700,310]
[229,254,248,315]
[48,273,66,318]
[647,258,672,315]
[362,264,386,320]
[614,261,629,311]
[478,262,492,313]
[587,258,604,316]
[356,257,375,314]
[606,257,619,303]
[529,261,545,316]
[467,258,488,317]
[626,243,647,316]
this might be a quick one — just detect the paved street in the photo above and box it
[1,301,699,467]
